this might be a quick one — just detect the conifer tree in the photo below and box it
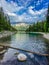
[46,4,49,32]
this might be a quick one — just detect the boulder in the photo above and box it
[17,53,27,61]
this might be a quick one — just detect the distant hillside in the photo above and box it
[12,23,29,31]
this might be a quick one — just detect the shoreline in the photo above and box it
[32,32,49,40]
[26,32,49,42]
[0,31,49,65]
[0,31,16,39]
[43,33,49,40]
[0,31,49,43]
[33,32,49,41]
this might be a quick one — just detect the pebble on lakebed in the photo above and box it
[17,53,27,61]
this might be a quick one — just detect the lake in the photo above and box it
[0,33,49,65]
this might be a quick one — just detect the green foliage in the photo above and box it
[48,28,49,32]
[26,21,45,32]
[46,4,49,32]
[44,21,46,32]
[0,7,17,31]
[26,4,49,32]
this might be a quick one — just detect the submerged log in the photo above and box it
[0,44,49,56]
[0,50,6,54]
[0,46,7,54]
[0,46,4,51]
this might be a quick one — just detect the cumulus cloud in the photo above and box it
[28,6,47,15]
[0,0,48,23]
[0,0,24,13]
[28,6,47,22]
[17,0,32,7]
[7,12,16,16]
[28,6,41,15]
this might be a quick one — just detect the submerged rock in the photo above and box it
[0,46,7,54]
[0,46,4,51]
[17,53,27,61]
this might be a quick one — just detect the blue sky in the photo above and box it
[0,0,49,23]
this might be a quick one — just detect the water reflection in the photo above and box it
[10,33,47,54]
[0,33,49,65]
[0,54,4,61]
[0,46,8,62]
[0,36,11,43]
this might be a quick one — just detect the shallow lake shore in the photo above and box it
[0,31,49,41]
[26,32,49,41]
[0,31,16,39]
[0,31,49,65]
[43,33,49,40]
[34,32,49,41]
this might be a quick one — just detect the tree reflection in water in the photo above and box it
[0,46,8,61]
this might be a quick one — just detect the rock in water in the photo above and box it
[17,53,27,61]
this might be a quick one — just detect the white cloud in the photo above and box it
[0,0,48,23]
[28,6,41,15]
[7,12,16,16]
[0,0,24,13]
[10,1,17,7]
[3,9,16,16]
[29,6,35,10]
[6,7,47,23]
[28,6,47,15]
[0,4,1,7]
[9,12,34,23]
[27,6,47,22]
[17,0,32,7]
[29,8,41,15]
[18,15,24,22]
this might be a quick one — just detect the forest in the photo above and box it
[0,7,17,31]
[0,5,49,32]
[26,5,49,32]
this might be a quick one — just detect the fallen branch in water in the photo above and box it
[0,44,49,56]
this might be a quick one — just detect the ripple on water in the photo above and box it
[0,33,49,65]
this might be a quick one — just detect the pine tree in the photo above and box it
[46,4,49,32]
[0,7,11,31]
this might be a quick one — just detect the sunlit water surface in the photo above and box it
[0,33,49,65]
